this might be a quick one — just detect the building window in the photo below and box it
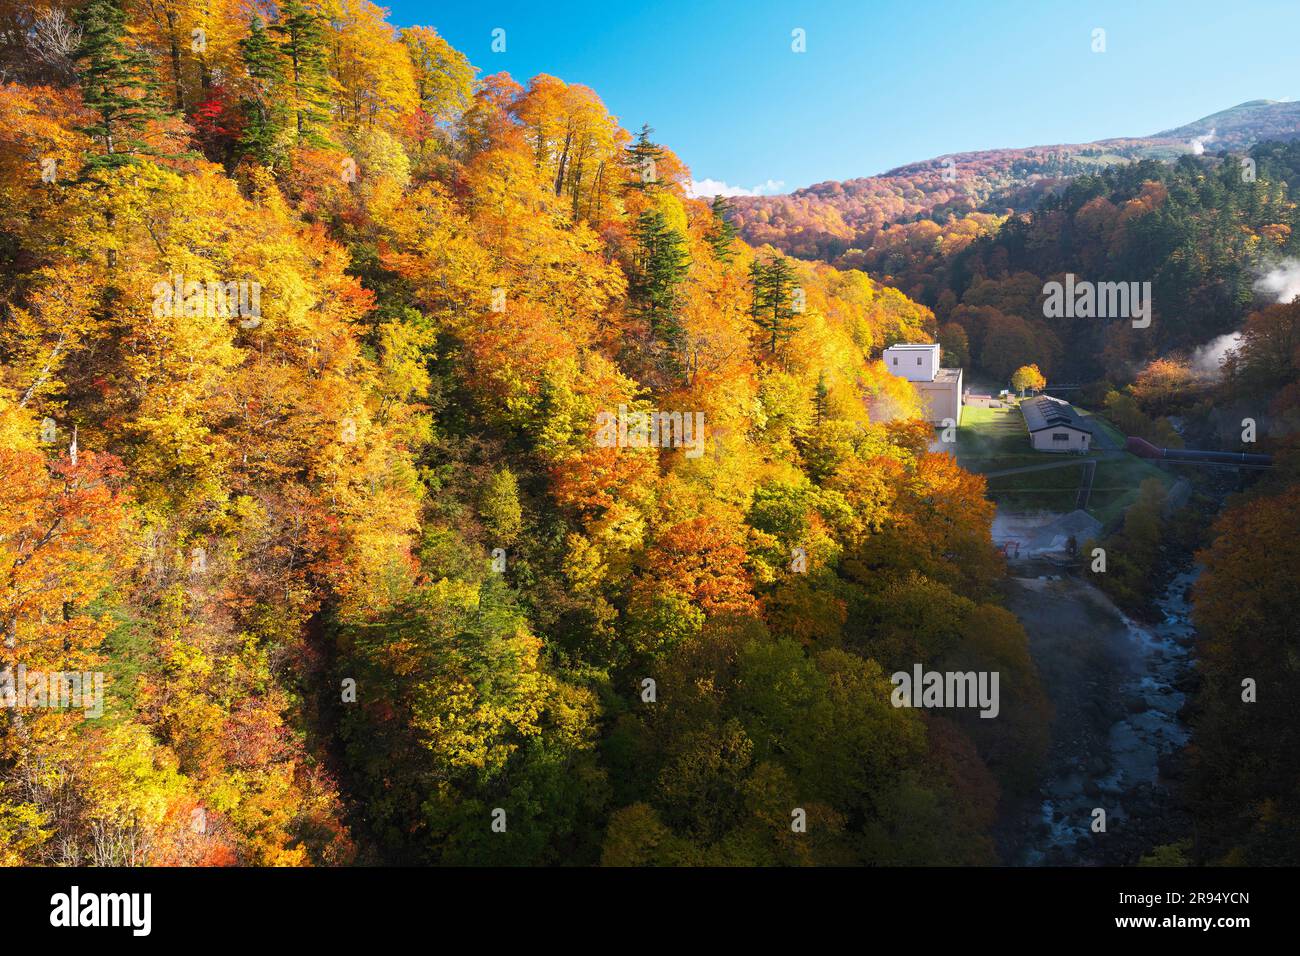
[916,357,922,365]
[1052,432,1069,442]
[892,357,898,365]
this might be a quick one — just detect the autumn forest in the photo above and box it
[0,0,1297,872]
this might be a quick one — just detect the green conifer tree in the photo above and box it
[72,0,168,171]
[751,255,799,357]
[272,0,334,146]
[626,124,665,191]
[631,208,691,360]
[238,16,290,165]
[706,195,739,263]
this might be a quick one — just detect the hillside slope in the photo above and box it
[730,101,1300,265]
[1156,98,1300,147]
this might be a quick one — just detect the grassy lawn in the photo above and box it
[953,405,1038,473]
[984,463,1084,512]
[1076,408,1126,449]
[1086,456,1175,528]
[983,456,1172,522]
[956,401,1173,523]
[954,403,1103,471]
[979,448,1173,524]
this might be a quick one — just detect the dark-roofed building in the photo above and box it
[1020,395,1092,452]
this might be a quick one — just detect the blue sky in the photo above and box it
[385,0,1300,195]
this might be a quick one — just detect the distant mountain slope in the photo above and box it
[729,100,1300,266]
[1155,99,1300,148]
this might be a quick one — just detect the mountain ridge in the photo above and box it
[752,100,1300,201]
[728,99,1300,265]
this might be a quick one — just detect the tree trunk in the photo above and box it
[167,14,184,110]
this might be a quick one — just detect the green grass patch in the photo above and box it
[984,460,1087,512]
[955,403,1103,471]
[954,404,1035,472]
[982,454,1173,522]
[1086,456,1175,528]
[1076,408,1126,449]
[957,401,1171,521]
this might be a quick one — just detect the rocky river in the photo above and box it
[997,566,1199,865]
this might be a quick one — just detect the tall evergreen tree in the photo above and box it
[749,259,768,322]
[631,208,691,357]
[813,370,829,426]
[271,0,334,146]
[750,255,799,357]
[238,16,290,165]
[706,195,739,263]
[72,0,168,171]
[626,123,664,191]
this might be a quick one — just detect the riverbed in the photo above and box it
[998,566,1198,865]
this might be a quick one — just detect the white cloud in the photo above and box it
[686,177,785,198]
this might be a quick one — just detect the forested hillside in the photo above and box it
[1186,296,1300,864]
[0,0,1051,865]
[804,132,1300,866]
[937,151,1300,381]
[743,146,1300,393]
[729,101,1300,289]
[729,143,1152,265]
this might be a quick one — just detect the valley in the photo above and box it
[998,565,1197,866]
[1,0,1297,875]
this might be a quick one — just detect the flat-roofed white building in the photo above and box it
[882,343,962,425]
[883,343,941,382]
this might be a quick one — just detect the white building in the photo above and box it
[1020,395,1092,452]
[882,343,963,425]
[883,343,940,382]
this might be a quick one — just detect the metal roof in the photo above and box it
[1020,395,1092,434]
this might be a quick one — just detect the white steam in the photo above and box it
[1189,129,1216,156]
[1255,259,1300,305]
[1190,333,1241,374]
[1189,260,1300,375]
